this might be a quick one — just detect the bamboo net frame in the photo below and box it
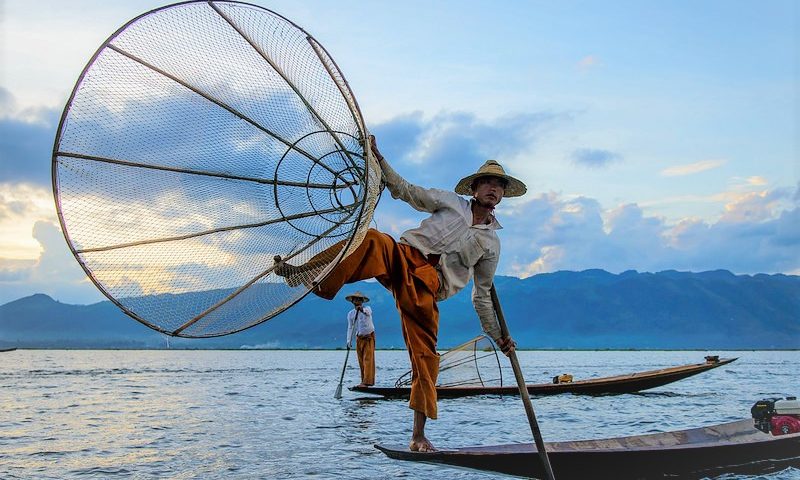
[52,1,381,337]
[395,336,504,389]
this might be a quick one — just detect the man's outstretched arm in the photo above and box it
[370,136,442,214]
[473,255,516,355]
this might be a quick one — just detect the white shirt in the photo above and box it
[346,306,374,342]
[381,160,503,342]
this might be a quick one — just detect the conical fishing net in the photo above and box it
[395,336,504,388]
[52,1,381,337]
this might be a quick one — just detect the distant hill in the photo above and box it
[1,270,798,349]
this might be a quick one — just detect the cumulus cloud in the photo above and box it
[570,148,622,169]
[0,88,16,114]
[30,221,87,281]
[720,189,787,223]
[0,183,57,258]
[370,110,565,233]
[0,182,101,304]
[368,112,798,277]
[371,110,565,191]
[0,258,35,281]
[500,184,799,277]
[2,94,797,307]
[660,159,726,177]
[0,220,103,305]
[0,88,59,186]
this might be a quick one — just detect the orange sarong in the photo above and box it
[316,229,441,419]
[356,331,376,386]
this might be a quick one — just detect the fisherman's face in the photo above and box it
[472,176,506,208]
[352,299,363,307]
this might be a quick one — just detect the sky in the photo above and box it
[0,0,798,305]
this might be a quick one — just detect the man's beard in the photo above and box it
[474,197,496,210]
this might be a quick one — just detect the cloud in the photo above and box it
[30,220,87,282]
[570,148,622,169]
[0,88,16,114]
[370,110,565,233]
[368,111,427,163]
[368,113,798,277]
[3,92,797,307]
[0,220,103,305]
[500,184,799,277]
[2,79,566,304]
[0,258,35,281]
[371,110,565,192]
[660,159,727,177]
[0,88,59,187]
[746,176,768,186]
[0,183,57,258]
[720,189,787,223]
[28,79,372,305]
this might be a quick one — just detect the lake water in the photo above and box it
[1,349,798,479]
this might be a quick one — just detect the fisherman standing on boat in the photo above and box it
[275,136,524,452]
[345,291,375,388]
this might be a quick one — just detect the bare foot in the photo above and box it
[273,256,306,288]
[409,436,436,452]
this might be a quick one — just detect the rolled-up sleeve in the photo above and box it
[380,158,441,213]
[472,254,501,342]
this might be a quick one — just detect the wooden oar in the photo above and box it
[334,315,359,399]
[490,284,557,480]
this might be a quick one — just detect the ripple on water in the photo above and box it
[2,350,799,479]
[70,467,132,477]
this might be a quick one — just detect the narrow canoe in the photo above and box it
[351,357,736,399]
[376,419,800,479]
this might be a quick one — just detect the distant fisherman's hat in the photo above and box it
[455,160,527,198]
[345,291,369,302]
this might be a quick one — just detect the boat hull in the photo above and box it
[352,357,737,399]
[376,419,800,479]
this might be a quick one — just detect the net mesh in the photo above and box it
[52,1,380,337]
[395,336,503,389]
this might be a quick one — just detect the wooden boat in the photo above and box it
[0,347,16,353]
[351,357,737,399]
[376,419,800,479]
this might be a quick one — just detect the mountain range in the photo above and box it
[1,270,798,350]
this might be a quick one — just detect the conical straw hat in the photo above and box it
[345,291,369,302]
[454,160,527,198]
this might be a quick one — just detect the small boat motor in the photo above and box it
[752,397,800,435]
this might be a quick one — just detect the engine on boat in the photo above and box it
[752,397,800,436]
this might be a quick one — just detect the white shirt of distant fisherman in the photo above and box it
[347,306,375,340]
